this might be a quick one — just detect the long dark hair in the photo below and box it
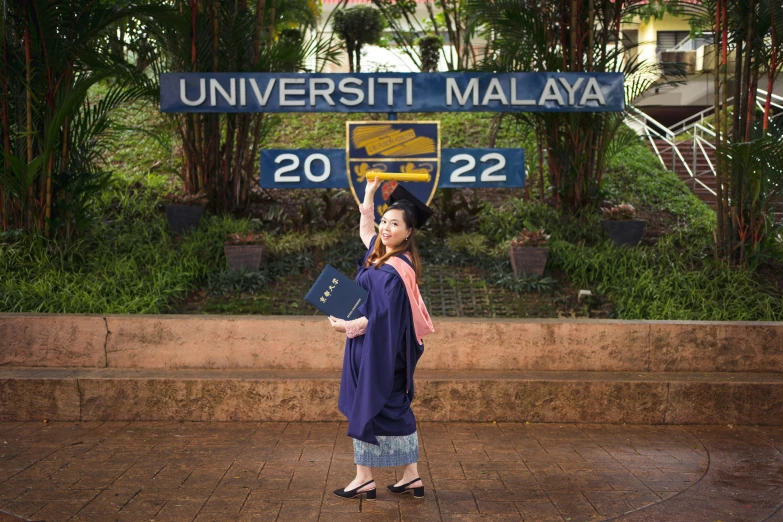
[364,201,424,284]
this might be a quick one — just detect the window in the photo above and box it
[657,31,691,53]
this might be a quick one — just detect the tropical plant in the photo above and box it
[141,0,339,214]
[0,0,172,238]
[372,0,478,71]
[445,232,491,256]
[332,6,385,73]
[493,272,558,293]
[468,0,683,212]
[429,188,486,234]
[208,268,269,295]
[687,0,783,266]
[714,124,783,267]
[418,35,443,72]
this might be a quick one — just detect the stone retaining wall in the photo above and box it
[1,314,781,372]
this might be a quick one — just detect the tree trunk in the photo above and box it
[741,0,756,142]
[763,0,776,133]
[721,0,731,260]
[191,0,203,194]
[252,0,267,63]
[1,35,10,231]
[25,25,34,231]
[713,0,725,258]
[587,0,594,70]
[763,49,776,133]
[346,41,354,72]
[569,0,577,70]
[739,0,756,142]
[732,42,743,143]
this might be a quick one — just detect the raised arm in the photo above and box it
[359,178,382,249]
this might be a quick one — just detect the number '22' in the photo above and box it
[449,153,506,183]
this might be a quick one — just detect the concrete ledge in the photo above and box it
[2,367,781,425]
[2,314,782,373]
[0,315,107,367]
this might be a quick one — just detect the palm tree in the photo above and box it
[468,0,677,212]
[141,0,339,214]
[0,0,172,238]
[688,0,783,265]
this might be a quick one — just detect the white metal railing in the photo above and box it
[669,88,783,134]
[627,87,783,200]
[625,106,718,196]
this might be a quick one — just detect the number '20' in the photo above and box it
[274,153,331,182]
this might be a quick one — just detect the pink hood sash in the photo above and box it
[385,256,435,344]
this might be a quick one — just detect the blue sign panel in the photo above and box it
[440,148,524,188]
[161,72,624,113]
[261,148,525,189]
[260,149,346,189]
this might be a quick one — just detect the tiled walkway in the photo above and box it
[0,421,782,521]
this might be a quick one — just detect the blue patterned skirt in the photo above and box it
[353,431,419,467]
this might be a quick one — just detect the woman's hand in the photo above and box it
[328,315,346,333]
[364,177,382,199]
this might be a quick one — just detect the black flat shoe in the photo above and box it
[386,477,424,498]
[333,479,376,500]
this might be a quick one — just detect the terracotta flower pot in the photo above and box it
[601,219,645,247]
[166,203,204,235]
[224,244,264,272]
[509,245,549,277]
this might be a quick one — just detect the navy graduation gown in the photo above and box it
[337,235,424,446]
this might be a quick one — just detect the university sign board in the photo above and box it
[160,72,624,113]
[160,72,624,217]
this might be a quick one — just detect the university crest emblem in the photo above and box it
[346,121,440,224]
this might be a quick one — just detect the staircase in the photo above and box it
[628,95,783,222]
[652,138,718,207]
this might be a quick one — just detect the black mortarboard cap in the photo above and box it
[386,183,433,229]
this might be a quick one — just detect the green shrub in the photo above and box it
[550,238,782,320]
[208,269,270,296]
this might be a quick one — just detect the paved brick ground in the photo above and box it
[0,421,781,521]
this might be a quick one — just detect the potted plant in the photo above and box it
[164,191,207,235]
[600,203,645,246]
[508,225,550,277]
[224,232,266,272]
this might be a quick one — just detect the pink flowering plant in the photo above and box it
[601,203,636,221]
[510,228,550,247]
[225,232,266,245]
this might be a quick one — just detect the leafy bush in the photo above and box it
[602,141,715,238]
[208,269,270,295]
[550,238,782,320]
[0,186,225,313]
[445,233,491,256]
[479,199,602,245]
[492,273,558,293]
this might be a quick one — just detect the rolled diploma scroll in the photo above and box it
[365,172,431,182]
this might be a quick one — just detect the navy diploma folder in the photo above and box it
[304,264,369,320]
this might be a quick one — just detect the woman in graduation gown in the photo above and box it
[328,177,435,501]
